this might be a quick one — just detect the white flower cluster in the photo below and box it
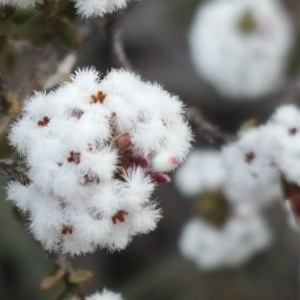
[179,212,272,269]
[7,68,192,255]
[86,289,123,300]
[176,104,300,269]
[177,151,274,270]
[0,0,137,18]
[189,0,294,99]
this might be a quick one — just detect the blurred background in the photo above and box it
[1,0,300,299]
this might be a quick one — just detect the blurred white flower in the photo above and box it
[7,68,192,255]
[86,289,123,300]
[222,127,282,207]
[175,149,225,197]
[189,0,294,99]
[179,207,272,270]
[268,105,300,185]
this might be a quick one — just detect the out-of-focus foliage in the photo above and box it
[0,0,80,75]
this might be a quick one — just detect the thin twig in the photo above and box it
[0,75,9,114]
[0,74,14,136]
[0,158,86,298]
[105,4,136,70]
[185,107,235,144]
[0,159,27,181]
[49,251,86,300]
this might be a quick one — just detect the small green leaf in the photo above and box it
[54,19,81,49]
[68,269,94,285]
[40,269,66,290]
[10,10,36,24]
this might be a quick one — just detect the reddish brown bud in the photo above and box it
[132,155,150,169]
[90,91,106,104]
[149,171,170,184]
[38,116,50,127]
[112,133,131,154]
[112,210,128,224]
[285,182,300,219]
[67,151,81,164]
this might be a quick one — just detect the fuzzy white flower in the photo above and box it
[267,105,300,185]
[175,149,225,197]
[189,0,294,99]
[7,68,192,255]
[222,127,282,207]
[179,208,272,270]
[86,289,123,300]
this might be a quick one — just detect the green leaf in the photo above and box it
[0,20,12,35]
[68,269,94,285]
[40,269,66,290]
[54,19,81,49]
[0,43,17,75]
[10,10,36,24]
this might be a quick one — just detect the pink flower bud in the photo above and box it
[151,153,179,172]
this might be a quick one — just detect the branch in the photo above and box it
[0,159,27,181]
[0,74,16,136]
[105,4,136,70]
[48,251,86,300]
[0,75,9,114]
[0,159,87,298]
[185,107,235,144]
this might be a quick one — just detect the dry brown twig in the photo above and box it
[185,107,235,144]
[105,3,136,70]
[48,251,86,300]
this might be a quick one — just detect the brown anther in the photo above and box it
[71,108,84,119]
[112,210,128,224]
[90,91,106,104]
[245,151,255,164]
[289,127,298,136]
[67,151,81,164]
[61,225,73,235]
[37,116,50,127]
